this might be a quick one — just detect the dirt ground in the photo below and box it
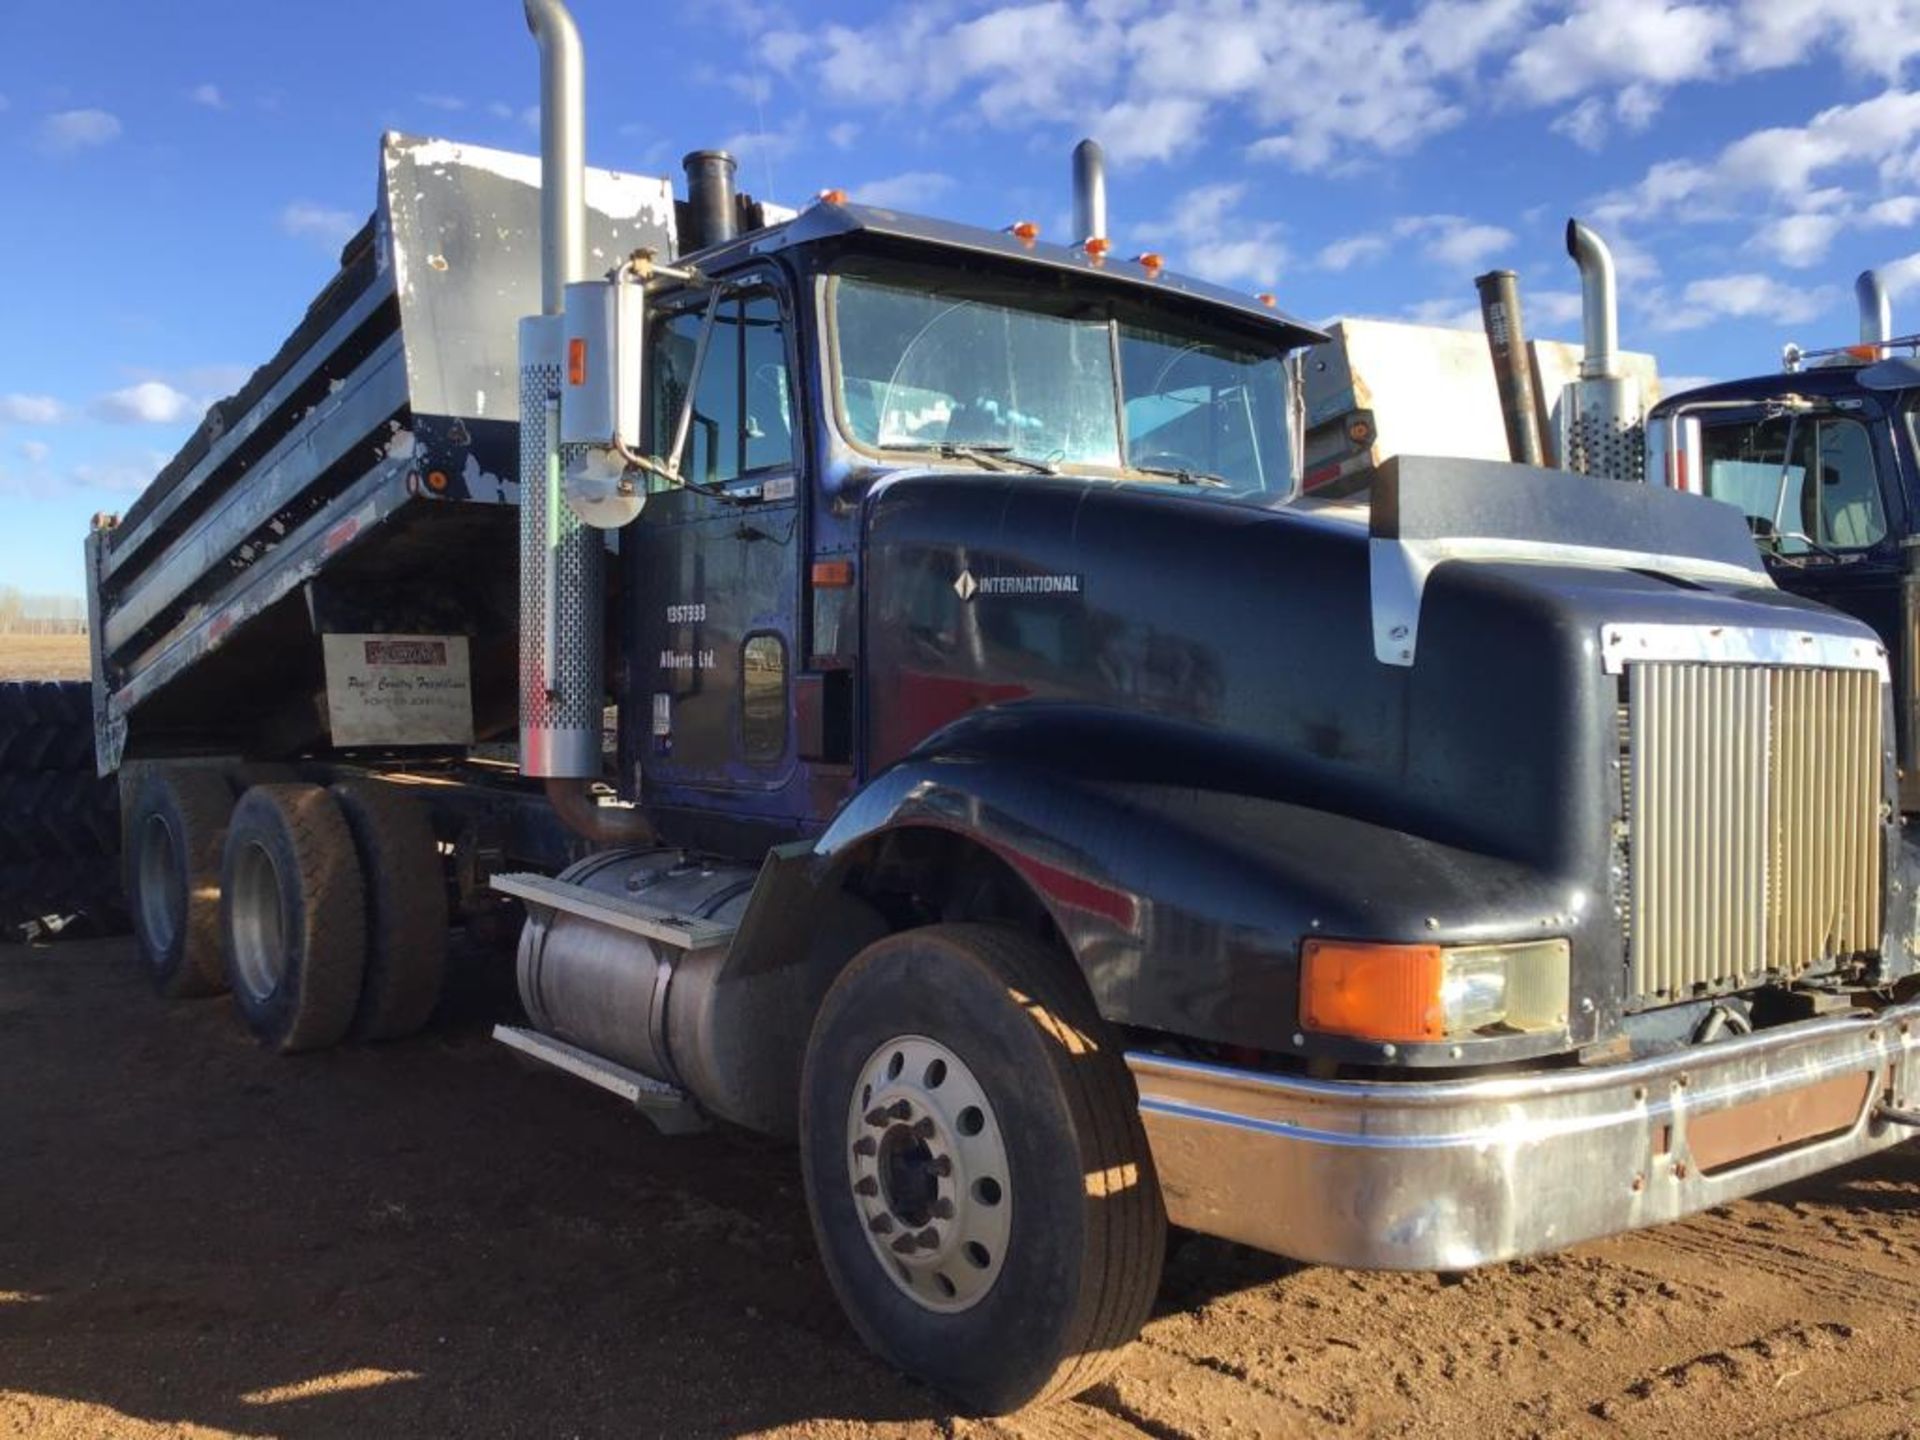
[0,635,90,683]
[2,938,1916,1440]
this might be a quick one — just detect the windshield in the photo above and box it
[829,268,1294,498]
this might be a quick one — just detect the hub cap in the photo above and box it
[136,814,182,955]
[228,840,287,1003]
[846,1035,1011,1313]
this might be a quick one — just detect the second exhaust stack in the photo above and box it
[1560,218,1644,482]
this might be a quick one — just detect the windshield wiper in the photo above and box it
[1134,463,1231,488]
[888,442,1059,475]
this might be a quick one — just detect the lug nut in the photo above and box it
[912,1117,936,1140]
[932,1198,955,1220]
[869,1214,894,1235]
[864,1107,889,1127]
[852,1136,877,1158]
[890,1233,918,1254]
[854,1176,879,1197]
[889,1099,912,1120]
[930,1155,952,1178]
[914,1227,940,1250]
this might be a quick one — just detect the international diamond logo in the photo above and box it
[953,569,978,600]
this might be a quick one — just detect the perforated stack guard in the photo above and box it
[1558,375,1646,484]
[518,314,605,778]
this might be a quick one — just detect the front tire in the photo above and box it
[220,784,366,1053]
[799,923,1165,1414]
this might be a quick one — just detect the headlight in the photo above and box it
[1300,938,1571,1044]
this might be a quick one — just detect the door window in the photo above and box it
[651,290,796,486]
[1700,414,1887,553]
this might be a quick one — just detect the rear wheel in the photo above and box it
[329,779,447,1040]
[800,923,1165,1414]
[220,784,366,1053]
[125,768,234,997]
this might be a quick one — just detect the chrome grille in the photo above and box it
[1627,662,1882,1003]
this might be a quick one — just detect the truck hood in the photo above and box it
[860,454,1877,878]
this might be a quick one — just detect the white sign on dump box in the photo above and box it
[322,634,475,746]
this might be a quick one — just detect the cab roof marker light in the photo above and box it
[1007,220,1040,246]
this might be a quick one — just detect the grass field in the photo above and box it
[0,633,90,682]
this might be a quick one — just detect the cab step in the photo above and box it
[492,1024,707,1134]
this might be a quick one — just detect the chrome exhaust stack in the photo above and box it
[1559,218,1644,481]
[1858,269,1891,357]
[517,0,604,778]
[1072,138,1107,245]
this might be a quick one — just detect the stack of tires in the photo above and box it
[0,680,124,941]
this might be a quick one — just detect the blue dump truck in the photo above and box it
[84,1,1920,1414]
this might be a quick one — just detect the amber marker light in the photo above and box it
[1007,220,1040,246]
[1256,292,1278,308]
[1083,235,1111,262]
[1299,939,1447,1043]
[425,470,450,493]
[1133,251,1165,275]
[567,338,587,386]
[811,559,855,588]
[817,188,849,206]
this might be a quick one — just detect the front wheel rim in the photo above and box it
[845,1035,1012,1314]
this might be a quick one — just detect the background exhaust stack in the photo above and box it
[1474,270,1546,467]
[683,149,739,252]
[1073,138,1107,244]
[1857,270,1891,357]
[1559,218,1644,482]
[518,0,604,779]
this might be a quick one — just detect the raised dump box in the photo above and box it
[84,134,674,772]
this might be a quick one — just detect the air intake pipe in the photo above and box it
[517,0,605,780]
[1073,138,1107,245]
[1558,218,1644,481]
[1858,269,1891,355]
[683,149,739,252]
[1474,269,1546,467]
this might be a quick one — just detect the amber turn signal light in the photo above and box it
[1299,940,1447,1043]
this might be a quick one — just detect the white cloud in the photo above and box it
[760,30,812,73]
[1525,288,1587,328]
[279,201,360,248]
[853,171,955,209]
[1864,196,1920,227]
[1553,97,1610,152]
[1751,212,1844,268]
[417,93,467,111]
[1317,233,1391,271]
[94,381,195,425]
[0,394,64,425]
[1403,297,1485,331]
[1095,95,1208,165]
[70,453,170,494]
[189,83,224,109]
[37,108,120,154]
[1135,183,1287,287]
[1658,373,1720,396]
[1656,272,1835,331]
[827,121,861,150]
[1508,0,1730,105]
[18,440,50,464]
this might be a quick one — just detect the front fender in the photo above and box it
[814,704,1600,1062]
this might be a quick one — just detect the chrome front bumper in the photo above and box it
[1127,998,1920,1271]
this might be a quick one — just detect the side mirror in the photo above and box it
[559,275,648,528]
[1644,413,1702,493]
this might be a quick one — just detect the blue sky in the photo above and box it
[3,0,1918,599]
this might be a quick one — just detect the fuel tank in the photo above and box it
[516,849,756,1089]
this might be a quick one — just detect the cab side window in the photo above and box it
[650,290,795,486]
[1700,415,1886,553]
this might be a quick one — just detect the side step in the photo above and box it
[492,1024,708,1135]
[489,870,737,951]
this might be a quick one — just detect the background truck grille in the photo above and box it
[1627,662,1882,1003]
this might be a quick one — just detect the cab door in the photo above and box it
[626,277,804,822]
